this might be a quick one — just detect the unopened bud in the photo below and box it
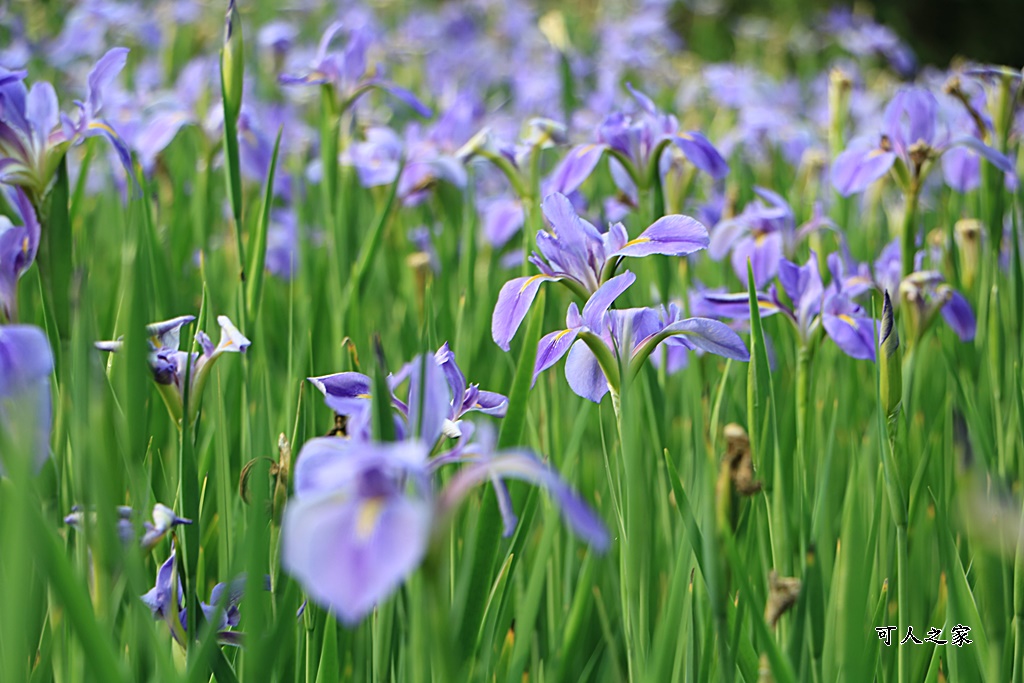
[221,0,245,123]
[878,291,902,425]
[954,218,981,288]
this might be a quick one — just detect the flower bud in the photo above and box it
[954,218,981,289]
[221,0,244,123]
[878,290,902,426]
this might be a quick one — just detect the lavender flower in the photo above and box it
[533,271,749,402]
[96,315,250,423]
[0,49,133,204]
[708,187,793,288]
[281,428,607,625]
[831,86,1014,196]
[279,22,431,118]
[0,324,53,475]
[492,192,710,350]
[0,186,39,320]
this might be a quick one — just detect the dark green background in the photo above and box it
[674,0,1024,70]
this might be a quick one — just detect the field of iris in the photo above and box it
[1,1,1023,681]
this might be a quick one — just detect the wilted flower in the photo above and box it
[0,324,53,475]
[899,270,976,342]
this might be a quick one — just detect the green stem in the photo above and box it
[896,523,909,683]
[900,183,921,279]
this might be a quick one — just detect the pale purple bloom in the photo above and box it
[1,49,132,201]
[141,547,244,646]
[695,252,880,361]
[0,324,53,475]
[533,271,749,402]
[831,86,1014,196]
[282,428,607,624]
[309,343,507,443]
[708,187,793,288]
[279,22,431,118]
[0,186,39,320]
[492,192,710,350]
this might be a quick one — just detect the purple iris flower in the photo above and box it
[1,49,132,203]
[533,271,749,403]
[279,22,431,118]
[492,192,711,350]
[831,86,1014,196]
[309,342,507,443]
[141,547,244,646]
[96,315,250,423]
[0,324,53,475]
[557,84,728,199]
[708,187,793,288]
[695,252,880,361]
[0,186,39,320]
[281,428,607,625]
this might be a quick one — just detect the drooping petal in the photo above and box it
[441,451,609,551]
[533,328,580,381]
[657,317,751,361]
[281,487,433,625]
[492,274,560,351]
[831,145,896,196]
[948,135,1016,174]
[673,132,729,179]
[940,145,980,193]
[822,309,877,361]
[546,144,605,196]
[581,271,636,330]
[612,214,710,258]
[940,291,976,341]
[86,47,130,118]
[564,340,608,403]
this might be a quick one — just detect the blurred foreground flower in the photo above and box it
[0,324,53,475]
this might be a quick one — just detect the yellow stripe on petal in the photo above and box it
[356,393,372,399]
[839,314,857,328]
[518,274,550,294]
[622,236,652,248]
[356,498,385,539]
[87,121,118,136]
[554,328,573,341]
[677,132,693,141]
